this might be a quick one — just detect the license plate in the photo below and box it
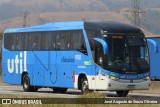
[127,85,135,88]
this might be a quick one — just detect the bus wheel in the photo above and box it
[53,88,68,93]
[116,90,129,97]
[22,74,33,92]
[81,77,89,94]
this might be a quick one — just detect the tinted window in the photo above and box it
[49,32,56,50]
[4,33,16,50]
[4,30,86,54]
[86,30,101,51]
[28,32,41,50]
[56,30,87,54]
[4,33,28,50]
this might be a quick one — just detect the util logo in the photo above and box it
[8,51,27,74]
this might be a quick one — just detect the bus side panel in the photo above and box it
[54,51,75,88]
[148,38,160,80]
[31,51,48,86]
[53,51,92,88]
[73,65,94,88]
[2,51,27,84]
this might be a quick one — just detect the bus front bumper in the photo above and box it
[89,76,150,91]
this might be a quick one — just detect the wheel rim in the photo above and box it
[82,80,89,92]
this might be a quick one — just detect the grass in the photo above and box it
[79,92,105,98]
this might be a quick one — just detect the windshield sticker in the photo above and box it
[84,60,92,65]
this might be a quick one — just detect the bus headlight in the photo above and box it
[109,76,119,81]
[143,76,150,80]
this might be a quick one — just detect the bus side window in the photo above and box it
[16,34,22,50]
[71,30,87,55]
[41,32,49,50]
[54,30,87,54]
[95,41,104,67]
[49,32,56,50]
[29,33,42,51]
[56,31,66,50]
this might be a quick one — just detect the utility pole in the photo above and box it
[126,0,145,28]
[23,10,29,28]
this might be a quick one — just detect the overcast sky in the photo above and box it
[0,0,13,4]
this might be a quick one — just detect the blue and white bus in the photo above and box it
[2,21,150,97]
[147,36,160,80]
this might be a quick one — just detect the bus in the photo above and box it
[147,36,160,80]
[2,21,150,97]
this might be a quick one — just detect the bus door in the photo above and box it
[56,51,74,87]
[50,51,57,84]
[49,31,57,84]
[53,31,74,87]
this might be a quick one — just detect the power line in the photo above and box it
[126,0,145,28]
[23,10,30,28]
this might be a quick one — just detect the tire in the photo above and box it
[116,90,129,97]
[81,77,89,94]
[22,74,34,92]
[53,87,68,93]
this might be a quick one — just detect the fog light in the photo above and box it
[109,76,119,81]
[143,76,150,80]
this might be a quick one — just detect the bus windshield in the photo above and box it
[104,35,150,74]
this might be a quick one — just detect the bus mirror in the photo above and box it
[94,38,108,55]
[147,39,158,53]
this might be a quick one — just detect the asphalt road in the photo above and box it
[1,85,160,98]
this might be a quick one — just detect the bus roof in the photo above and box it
[85,21,143,34]
[4,21,84,33]
[146,35,160,38]
[4,21,143,35]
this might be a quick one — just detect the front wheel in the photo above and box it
[116,90,129,97]
[81,77,89,94]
